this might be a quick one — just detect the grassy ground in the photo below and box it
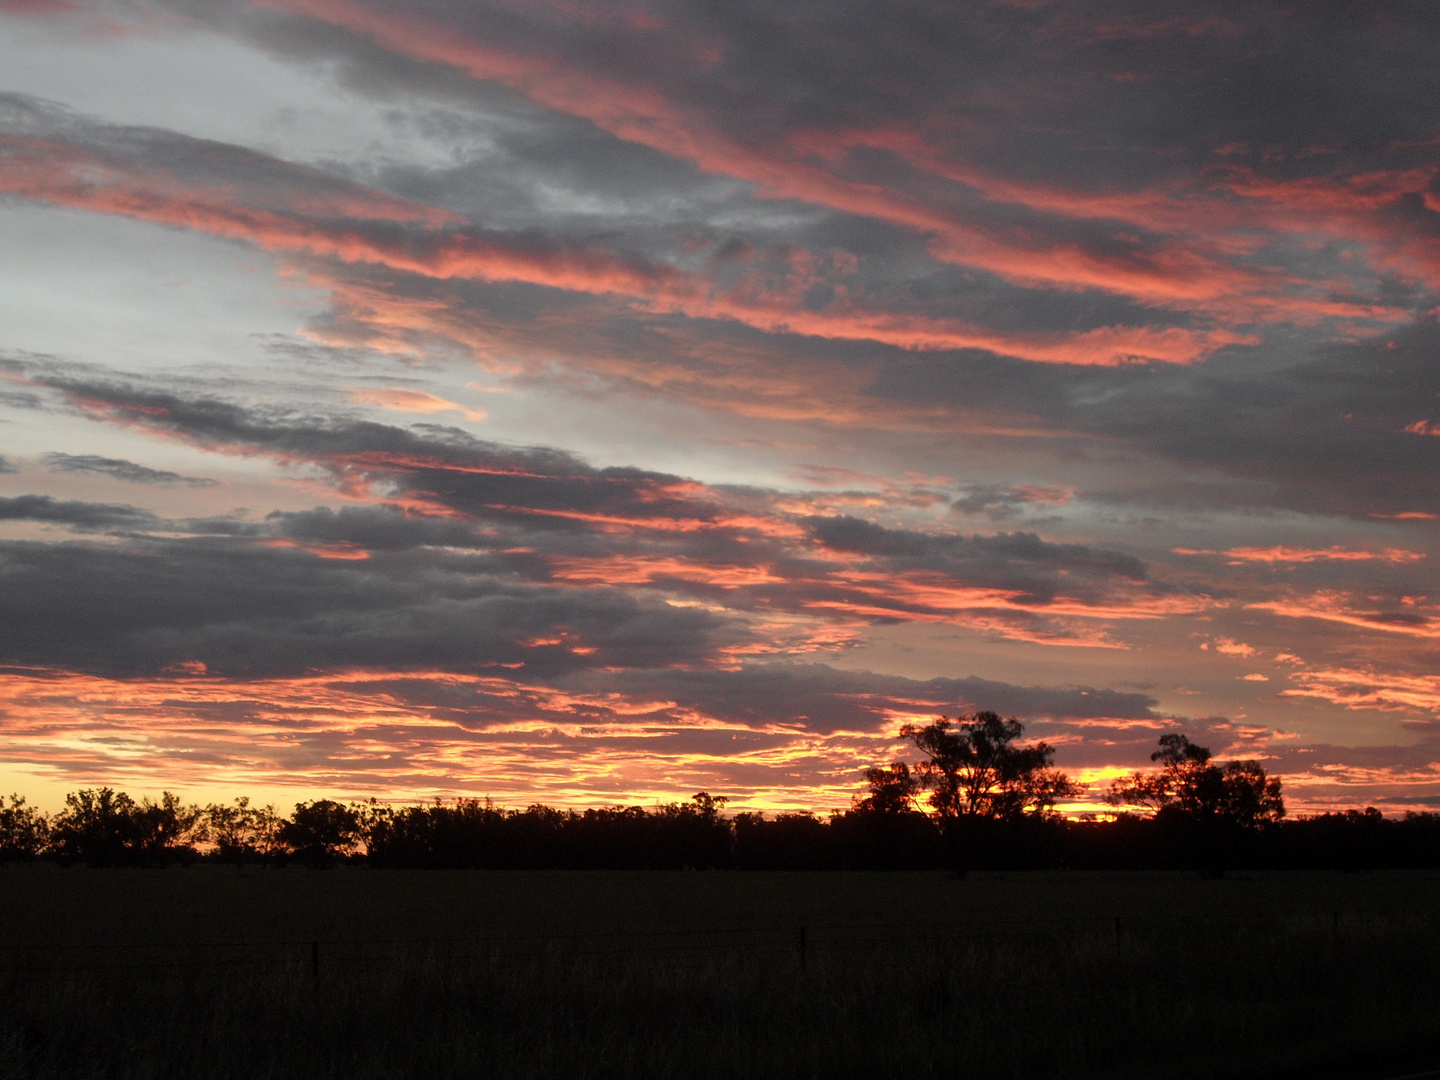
[2,867,1438,1079]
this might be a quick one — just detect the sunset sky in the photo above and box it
[2,0,1439,815]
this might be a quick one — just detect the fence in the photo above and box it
[1,906,1432,977]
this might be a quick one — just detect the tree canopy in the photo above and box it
[899,711,1082,819]
[850,762,921,815]
[1106,734,1284,828]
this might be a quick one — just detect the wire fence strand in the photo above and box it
[1,906,1432,976]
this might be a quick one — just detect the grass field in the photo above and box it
[2,867,1438,1079]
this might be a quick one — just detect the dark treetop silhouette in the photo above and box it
[1106,733,1285,828]
[898,711,1084,819]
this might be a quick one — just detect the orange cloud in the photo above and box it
[4,662,1420,815]
[1249,596,1440,639]
[1211,638,1257,656]
[1280,666,1440,716]
[1221,546,1425,564]
[347,387,488,422]
[1247,593,1440,638]
[260,538,371,560]
[0,666,932,811]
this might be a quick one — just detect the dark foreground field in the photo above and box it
[2,868,1438,1080]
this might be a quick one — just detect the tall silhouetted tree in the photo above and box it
[689,791,728,819]
[0,794,50,863]
[901,712,1082,819]
[363,797,510,868]
[1107,734,1284,827]
[840,763,942,869]
[652,793,732,868]
[203,797,282,865]
[278,800,362,866]
[851,762,921,814]
[50,788,137,865]
[49,789,200,866]
[733,811,840,869]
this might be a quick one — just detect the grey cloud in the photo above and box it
[0,91,690,296]
[189,1,1440,175]
[0,494,160,531]
[18,372,1188,638]
[0,456,15,474]
[251,660,1162,738]
[572,663,1160,736]
[0,537,731,679]
[11,68,1437,533]
[952,483,1068,520]
[0,390,46,411]
[1075,318,1440,519]
[803,515,1149,605]
[300,246,1439,524]
[1,19,1337,400]
[26,371,734,529]
[860,314,1440,520]
[266,504,482,551]
[43,452,218,487]
[160,1,1440,311]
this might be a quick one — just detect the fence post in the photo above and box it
[798,926,807,968]
[1114,916,1122,958]
[1332,911,1339,948]
[311,939,320,986]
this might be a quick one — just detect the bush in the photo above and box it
[49,789,201,867]
[0,794,50,863]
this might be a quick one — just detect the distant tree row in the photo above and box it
[0,789,361,868]
[0,788,754,870]
[2,715,1437,871]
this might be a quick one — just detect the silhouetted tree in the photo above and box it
[49,789,200,866]
[901,712,1083,819]
[837,762,944,867]
[133,792,202,863]
[17,776,1440,872]
[1107,734,1284,827]
[0,794,50,863]
[652,793,733,868]
[1107,734,1283,875]
[278,799,362,867]
[733,811,840,869]
[851,762,921,814]
[203,797,282,865]
[364,797,507,868]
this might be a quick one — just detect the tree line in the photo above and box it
[3,714,1438,871]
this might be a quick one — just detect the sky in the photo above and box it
[1,0,1439,815]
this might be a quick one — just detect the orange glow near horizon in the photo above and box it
[0,664,1434,816]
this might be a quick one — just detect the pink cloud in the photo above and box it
[239,0,1402,329]
[1221,546,1426,565]
[347,387,488,422]
[1248,593,1440,639]
[0,129,1251,366]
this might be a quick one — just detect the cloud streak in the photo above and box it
[42,452,217,486]
[11,370,1203,645]
[0,93,1243,366]
[183,0,1440,329]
